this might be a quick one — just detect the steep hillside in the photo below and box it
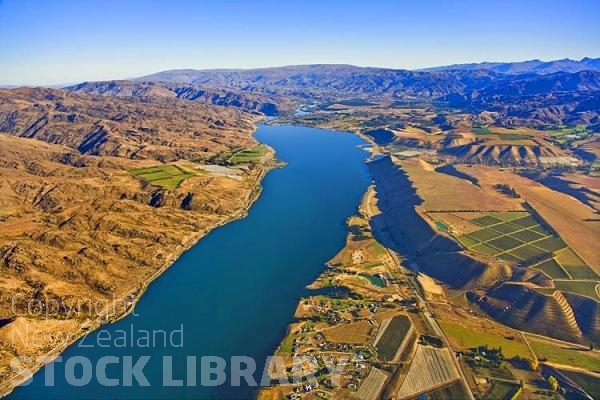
[137,65,600,97]
[0,87,272,383]
[0,87,260,161]
[450,71,600,126]
[66,80,282,115]
[442,141,564,165]
[477,283,599,344]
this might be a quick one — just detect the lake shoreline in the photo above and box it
[8,124,373,400]
[0,128,278,399]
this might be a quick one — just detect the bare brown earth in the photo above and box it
[540,173,600,213]
[0,88,270,389]
[399,158,523,212]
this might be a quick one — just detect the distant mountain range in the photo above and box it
[419,57,600,75]
[134,64,600,99]
[63,59,600,127]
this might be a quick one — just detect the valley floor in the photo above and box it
[260,123,599,400]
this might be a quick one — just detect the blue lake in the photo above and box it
[11,124,371,399]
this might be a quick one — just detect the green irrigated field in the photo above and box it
[547,125,591,145]
[359,261,385,269]
[441,211,556,264]
[498,133,534,141]
[490,222,522,235]
[471,126,493,135]
[278,331,295,353]
[528,225,549,235]
[488,236,523,251]
[457,235,479,248]
[511,215,538,228]
[431,210,600,299]
[534,236,567,253]
[129,164,195,190]
[554,280,600,300]
[482,380,521,400]
[510,229,545,243]
[563,265,600,280]
[368,242,386,256]
[469,228,503,242]
[229,145,268,164]
[472,215,502,226]
[527,336,600,371]
[508,244,548,260]
[533,258,570,279]
[472,243,502,256]
[439,321,532,359]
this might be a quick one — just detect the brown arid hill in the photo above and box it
[441,138,565,165]
[392,126,569,165]
[478,283,598,343]
[575,136,600,162]
[66,80,286,116]
[419,57,600,75]
[0,87,260,161]
[0,88,271,389]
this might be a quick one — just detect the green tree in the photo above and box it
[529,358,540,372]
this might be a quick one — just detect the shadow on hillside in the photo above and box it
[367,156,488,289]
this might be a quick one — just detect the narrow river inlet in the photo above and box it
[11,125,372,399]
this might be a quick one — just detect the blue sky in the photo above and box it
[1,0,599,86]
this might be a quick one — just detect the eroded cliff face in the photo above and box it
[0,88,269,383]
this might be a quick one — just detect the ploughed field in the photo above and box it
[373,315,413,362]
[396,345,461,399]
